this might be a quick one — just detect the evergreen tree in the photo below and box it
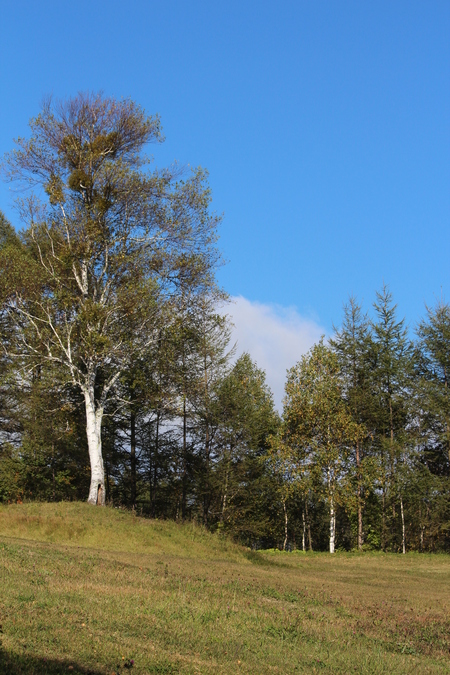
[331,297,374,549]
[213,353,280,544]
[417,301,450,470]
[186,301,232,525]
[371,285,413,552]
[413,300,450,550]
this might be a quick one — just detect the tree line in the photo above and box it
[270,291,449,553]
[0,94,448,552]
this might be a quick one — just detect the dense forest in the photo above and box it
[0,94,448,553]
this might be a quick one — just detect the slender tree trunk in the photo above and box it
[305,498,312,551]
[203,354,210,526]
[389,395,397,540]
[327,466,336,554]
[130,409,136,509]
[419,504,424,552]
[105,454,110,504]
[221,458,229,523]
[282,498,288,551]
[152,409,160,518]
[400,494,406,554]
[302,509,306,552]
[202,416,211,526]
[356,440,363,550]
[381,450,386,551]
[329,493,336,554]
[444,367,449,464]
[182,396,187,521]
[51,443,55,501]
[84,389,105,506]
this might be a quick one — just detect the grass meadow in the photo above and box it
[0,503,449,674]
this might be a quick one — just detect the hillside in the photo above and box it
[0,502,246,561]
[0,503,449,675]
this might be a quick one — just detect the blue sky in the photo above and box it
[1,1,449,402]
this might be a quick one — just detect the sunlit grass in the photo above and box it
[0,503,449,674]
[0,502,242,560]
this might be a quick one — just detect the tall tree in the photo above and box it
[281,340,360,553]
[417,300,450,469]
[186,301,232,525]
[371,285,412,552]
[413,300,450,550]
[1,93,220,505]
[0,211,45,455]
[330,297,374,549]
[213,353,279,542]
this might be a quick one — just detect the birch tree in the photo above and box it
[282,340,360,553]
[1,93,220,505]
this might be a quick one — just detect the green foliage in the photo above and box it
[0,444,24,503]
[1,93,222,504]
[212,353,280,543]
[0,100,449,553]
[416,301,450,471]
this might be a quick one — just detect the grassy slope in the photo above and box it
[0,503,449,675]
[0,502,243,561]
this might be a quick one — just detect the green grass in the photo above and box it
[0,502,242,560]
[0,503,449,674]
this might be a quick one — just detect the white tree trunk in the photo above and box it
[302,509,306,552]
[400,494,406,554]
[84,390,105,505]
[329,493,336,554]
[327,465,336,554]
[282,499,288,551]
[221,462,229,523]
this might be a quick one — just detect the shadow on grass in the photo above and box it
[243,549,304,568]
[0,650,179,675]
[243,549,276,566]
[0,649,105,675]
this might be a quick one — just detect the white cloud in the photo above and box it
[225,296,325,410]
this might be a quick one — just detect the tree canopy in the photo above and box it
[0,94,448,554]
[1,93,221,505]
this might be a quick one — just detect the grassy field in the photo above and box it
[0,503,449,674]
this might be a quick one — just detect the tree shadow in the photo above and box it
[0,649,106,675]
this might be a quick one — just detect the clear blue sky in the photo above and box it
[1,0,449,335]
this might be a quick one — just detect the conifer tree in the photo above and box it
[417,301,450,469]
[371,285,413,552]
[413,300,450,550]
[213,353,279,543]
[187,302,232,524]
[331,297,374,549]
